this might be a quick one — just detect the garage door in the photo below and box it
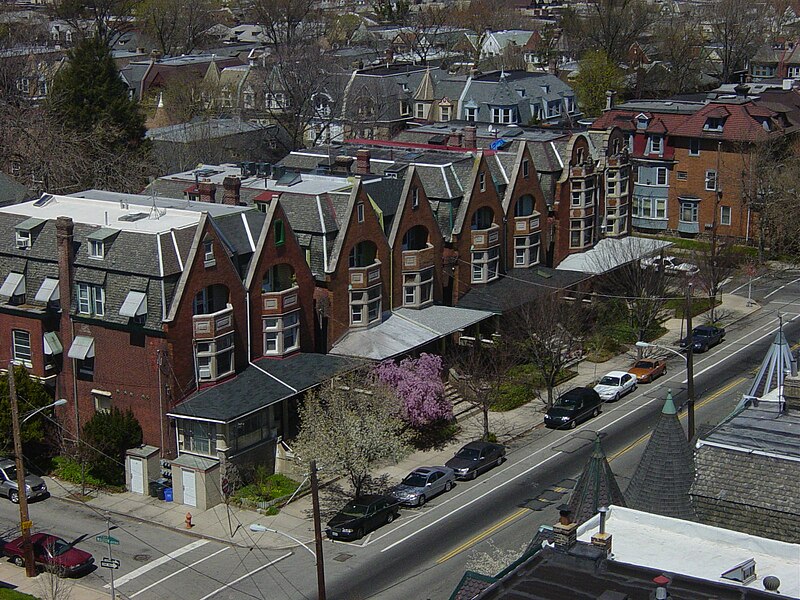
[182,468,197,507]
[130,458,144,495]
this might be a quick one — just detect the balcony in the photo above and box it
[677,220,700,234]
[471,223,500,250]
[349,260,382,290]
[402,245,434,271]
[193,304,234,340]
[514,214,541,236]
[261,285,300,316]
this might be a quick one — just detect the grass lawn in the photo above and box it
[492,365,577,412]
[0,589,39,600]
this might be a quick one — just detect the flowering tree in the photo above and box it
[376,354,451,427]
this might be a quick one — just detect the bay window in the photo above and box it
[471,247,500,283]
[263,312,300,355]
[351,285,381,326]
[514,233,540,267]
[195,333,234,382]
[403,268,434,308]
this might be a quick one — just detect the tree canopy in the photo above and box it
[82,407,143,486]
[0,367,54,452]
[573,50,625,117]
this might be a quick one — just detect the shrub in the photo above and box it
[492,365,577,411]
[232,468,300,504]
[52,455,112,491]
[82,408,142,486]
[408,419,460,451]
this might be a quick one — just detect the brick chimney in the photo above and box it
[553,504,578,550]
[198,179,216,203]
[464,126,477,149]
[356,149,371,175]
[590,506,612,557]
[56,216,74,317]
[447,130,462,147]
[222,176,241,206]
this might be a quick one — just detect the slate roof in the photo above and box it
[456,268,591,313]
[168,353,360,422]
[0,173,33,207]
[625,392,696,520]
[567,434,626,526]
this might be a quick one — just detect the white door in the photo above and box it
[130,458,144,494]
[182,468,197,507]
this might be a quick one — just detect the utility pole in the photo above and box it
[8,363,36,577]
[106,513,116,600]
[685,284,696,441]
[309,460,326,600]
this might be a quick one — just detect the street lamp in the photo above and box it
[249,524,316,558]
[635,340,696,440]
[22,398,67,423]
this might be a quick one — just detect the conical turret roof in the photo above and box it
[625,390,696,520]
[567,433,626,525]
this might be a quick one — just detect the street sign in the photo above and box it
[20,520,31,531]
[100,557,120,570]
[96,535,120,545]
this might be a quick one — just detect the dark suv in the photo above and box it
[544,387,603,429]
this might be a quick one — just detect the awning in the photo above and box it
[35,277,59,303]
[119,291,147,317]
[43,332,63,355]
[0,272,25,297]
[556,236,673,275]
[67,335,95,360]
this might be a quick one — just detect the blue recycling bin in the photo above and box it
[164,487,173,502]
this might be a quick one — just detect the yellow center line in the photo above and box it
[434,375,750,564]
[435,507,528,564]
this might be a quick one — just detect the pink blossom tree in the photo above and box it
[376,353,451,428]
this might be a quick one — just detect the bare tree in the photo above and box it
[49,0,139,45]
[447,335,520,441]
[703,0,767,83]
[507,293,592,408]
[445,0,524,65]
[135,0,216,56]
[653,4,708,95]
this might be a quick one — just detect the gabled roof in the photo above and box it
[670,100,782,142]
[625,391,696,520]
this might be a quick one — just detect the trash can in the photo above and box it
[148,481,159,498]
[157,483,166,501]
[163,487,173,502]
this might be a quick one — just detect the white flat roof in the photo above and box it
[577,506,800,597]
[0,194,201,234]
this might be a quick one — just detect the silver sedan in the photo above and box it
[389,466,455,507]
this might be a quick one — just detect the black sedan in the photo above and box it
[325,495,399,541]
[445,441,506,480]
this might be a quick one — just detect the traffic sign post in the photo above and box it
[96,535,120,546]
[104,514,118,600]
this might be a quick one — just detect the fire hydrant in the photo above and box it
[185,512,193,529]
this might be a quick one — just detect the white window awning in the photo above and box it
[67,335,95,360]
[0,272,25,297]
[43,332,63,355]
[119,290,147,317]
[35,277,59,303]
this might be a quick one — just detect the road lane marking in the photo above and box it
[764,275,800,298]
[129,547,229,598]
[107,539,209,588]
[435,508,528,564]
[682,316,800,384]
[729,274,766,294]
[197,552,292,600]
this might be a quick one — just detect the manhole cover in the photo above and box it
[133,554,151,562]
[333,553,353,562]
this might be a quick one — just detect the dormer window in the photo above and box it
[15,217,45,249]
[636,114,649,129]
[88,240,104,259]
[649,135,663,154]
[516,88,526,98]
[540,84,549,94]
[703,117,725,132]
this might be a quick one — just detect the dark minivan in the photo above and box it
[544,387,603,429]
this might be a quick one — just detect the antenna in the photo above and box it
[148,177,166,220]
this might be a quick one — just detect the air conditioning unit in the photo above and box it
[704,223,714,230]
[458,335,476,347]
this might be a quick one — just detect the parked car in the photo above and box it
[628,358,668,383]
[544,387,603,429]
[679,325,725,353]
[389,466,455,507]
[0,459,47,504]
[3,533,94,576]
[445,441,506,480]
[640,255,699,276]
[593,371,637,402]
[325,495,399,541]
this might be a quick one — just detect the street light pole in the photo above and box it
[8,363,36,577]
[310,460,326,600]
[685,283,696,441]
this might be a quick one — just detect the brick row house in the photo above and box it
[590,91,800,241]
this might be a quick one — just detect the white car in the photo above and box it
[593,371,637,402]
[640,255,699,276]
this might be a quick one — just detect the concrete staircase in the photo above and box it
[446,381,476,420]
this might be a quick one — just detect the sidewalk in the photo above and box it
[0,560,109,600]
[43,292,760,553]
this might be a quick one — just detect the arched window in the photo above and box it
[402,225,429,251]
[471,207,494,230]
[515,195,535,218]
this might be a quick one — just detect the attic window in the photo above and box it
[479,171,486,192]
[357,203,365,223]
[636,114,649,129]
[516,88,526,98]
[274,219,285,246]
[88,240,104,259]
[412,187,419,209]
[703,117,725,132]
[203,240,215,266]
[540,84,549,94]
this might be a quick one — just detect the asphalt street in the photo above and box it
[1,276,799,600]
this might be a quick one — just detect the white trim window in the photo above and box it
[350,285,381,326]
[689,138,700,156]
[88,240,104,259]
[15,230,31,249]
[720,205,732,226]
[465,107,477,121]
[491,107,516,124]
[632,197,667,219]
[571,178,595,207]
[569,217,594,249]
[403,268,433,308]
[77,283,105,316]
[680,201,699,223]
[471,247,500,283]
[514,233,540,267]
[12,330,32,367]
[649,135,663,155]
[203,240,215,266]
[415,103,427,119]
[440,105,451,121]
[605,205,628,236]
[180,420,217,456]
[195,333,234,382]
[93,392,112,413]
[705,170,718,191]
[263,311,300,356]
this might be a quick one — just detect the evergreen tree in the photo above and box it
[49,35,145,148]
[83,407,143,486]
[0,366,53,452]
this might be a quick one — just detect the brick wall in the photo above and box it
[0,313,47,376]
[504,144,549,270]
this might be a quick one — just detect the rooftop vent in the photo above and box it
[721,558,757,584]
[118,212,149,222]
